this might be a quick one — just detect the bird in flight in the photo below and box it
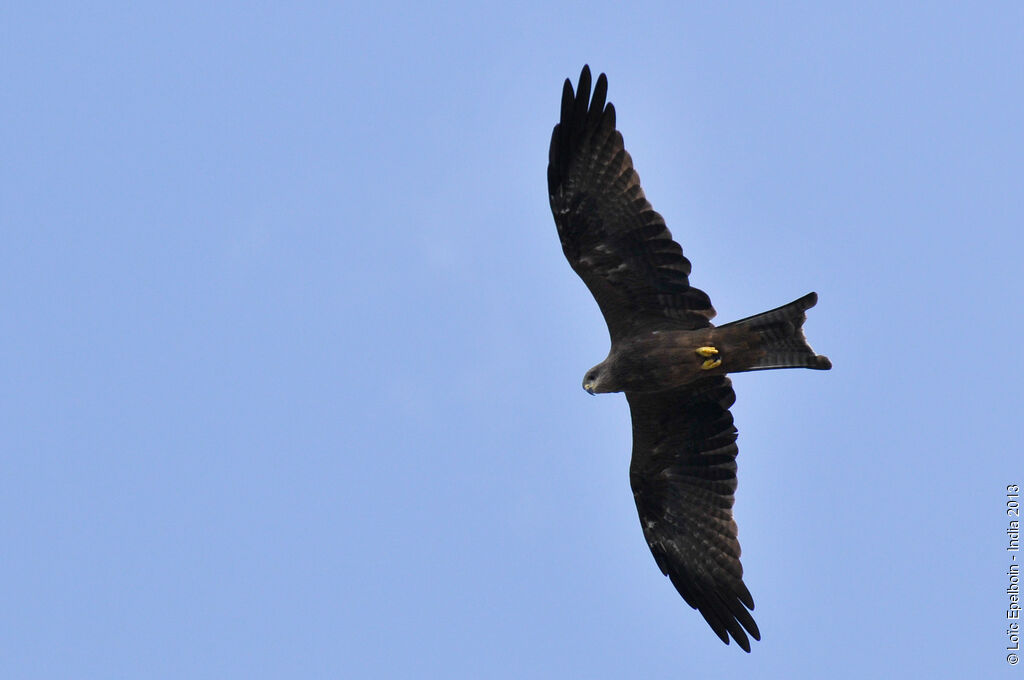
[547,65,831,652]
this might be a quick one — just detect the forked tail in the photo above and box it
[722,292,832,371]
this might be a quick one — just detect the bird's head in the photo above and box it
[582,363,611,395]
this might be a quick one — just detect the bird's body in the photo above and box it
[584,293,830,395]
[586,328,728,394]
[547,66,831,652]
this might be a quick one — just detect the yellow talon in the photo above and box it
[701,357,722,370]
[696,346,719,357]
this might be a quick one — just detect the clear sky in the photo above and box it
[3,2,1022,678]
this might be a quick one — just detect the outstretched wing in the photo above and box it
[626,377,760,652]
[548,65,715,341]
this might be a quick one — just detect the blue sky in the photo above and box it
[3,2,1022,678]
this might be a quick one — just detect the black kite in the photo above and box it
[547,66,831,652]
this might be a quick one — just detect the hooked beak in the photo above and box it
[584,383,596,395]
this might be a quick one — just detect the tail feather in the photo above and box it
[722,292,831,371]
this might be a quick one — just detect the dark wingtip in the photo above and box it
[575,66,592,113]
[736,581,754,610]
[590,72,608,118]
[725,624,752,652]
[550,66,614,195]
[746,615,762,642]
[572,65,611,119]
[715,624,753,653]
[559,78,575,121]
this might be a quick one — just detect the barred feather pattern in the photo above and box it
[547,65,715,341]
[627,377,760,652]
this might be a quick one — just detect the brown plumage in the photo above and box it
[547,65,831,652]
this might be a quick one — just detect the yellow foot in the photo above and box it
[696,346,719,358]
[701,358,722,370]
